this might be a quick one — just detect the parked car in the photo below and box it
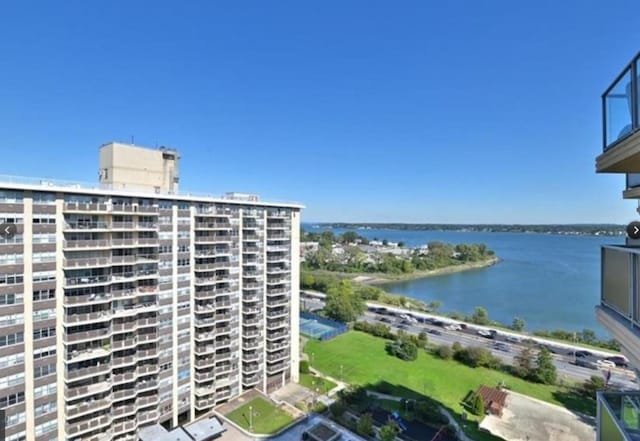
[596,359,616,368]
[444,324,462,331]
[427,329,442,336]
[505,335,521,344]
[477,329,494,339]
[493,342,510,352]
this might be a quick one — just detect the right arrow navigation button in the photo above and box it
[626,221,640,239]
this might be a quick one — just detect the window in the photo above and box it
[5,411,25,428]
[0,353,24,369]
[33,215,55,224]
[0,191,23,203]
[34,364,56,378]
[159,201,172,209]
[33,289,55,302]
[34,382,56,398]
[0,274,23,285]
[34,401,56,417]
[178,258,189,267]
[178,369,190,380]
[33,346,56,360]
[177,301,189,310]
[0,332,23,347]
[33,252,56,263]
[0,293,22,306]
[177,202,189,210]
[0,313,24,327]
[177,274,191,282]
[159,232,172,241]
[6,430,26,441]
[177,218,190,225]
[33,271,55,282]
[32,192,56,205]
[33,309,55,322]
[34,327,55,340]
[159,216,172,224]
[160,245,172,254]
[0,214,24,224]
[0,234,23,244]
[32,233,56,244]
[177,231,189,239]
[178,244,189,252]
[35,419,57,436]
[0,373,24,388]
[0,253,23,265]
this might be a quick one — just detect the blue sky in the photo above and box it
[1,1,639,223]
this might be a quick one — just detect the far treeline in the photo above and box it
[320,223,625,236]
[301,230,496,274]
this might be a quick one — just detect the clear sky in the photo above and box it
[1,1,639,223]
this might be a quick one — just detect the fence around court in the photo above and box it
[300,312,348,341]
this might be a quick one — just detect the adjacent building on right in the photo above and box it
[596,51,640,440]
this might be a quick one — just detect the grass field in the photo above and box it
[299,372,337,393]
[225,397,295,434]
[305,331,595,441]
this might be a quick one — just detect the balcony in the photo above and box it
[597,391,640,441]
[598,51,640,173]
[596,245,640,367]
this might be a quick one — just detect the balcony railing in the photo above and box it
[601,246,637,322]
[598,391,640,441]
[603,52,640,151]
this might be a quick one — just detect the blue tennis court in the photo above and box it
[300,312,348,341]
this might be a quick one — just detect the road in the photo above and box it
[302,296,638,389]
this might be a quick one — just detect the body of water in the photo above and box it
[305,225,624,337]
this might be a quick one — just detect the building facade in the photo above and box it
[596,52,640,440]
[0,143,301,441]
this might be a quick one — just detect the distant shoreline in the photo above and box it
[309,257,500,285]
[306,223,625,237]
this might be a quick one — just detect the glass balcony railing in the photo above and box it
[628,173,640,190]
[598,392,640,441]
[604,52,640,151]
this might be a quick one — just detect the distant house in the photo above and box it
[369,240,383,246]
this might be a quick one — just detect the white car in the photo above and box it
[444,324,461,331]
[596,359,616,368]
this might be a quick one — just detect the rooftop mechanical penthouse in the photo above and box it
[0,142,302,441]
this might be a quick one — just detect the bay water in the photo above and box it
[305,225,624,338]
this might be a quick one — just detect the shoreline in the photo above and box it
[345,257,501,285]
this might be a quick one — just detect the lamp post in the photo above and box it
[249,405,253,431]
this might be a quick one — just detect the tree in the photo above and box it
[511,317,525,332]
[340,231,360,244]
[581,375,606,398]
[382,239,389,246]
[356,412,374,436]
[471,306,490,325]
[329,401,346,419]
[379,422,400,441]
[580,329,597,345]
[386,338,418,361]
[397,241,405,248]
[451,341,462,353]
[324,280,365,323]
[301,272,315,288]
[514,346,535,379]
[534,346,557,384]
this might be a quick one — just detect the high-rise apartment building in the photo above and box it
[596,52,640,440]
[0,142,301,441]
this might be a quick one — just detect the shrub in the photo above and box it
[454,346,500,369]
[330,402,346,419]
[312,402,328,413]
[415,400,448,425]
[435,344,453,360]
[356,412,375,436]
[300,360,310,374]
[470,393,485,416]
[581,375,606,398]
[386,338,418,361]
[353,321,395,340]
[452,341,463,353]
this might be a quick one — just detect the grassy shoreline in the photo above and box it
[307,256,500,285]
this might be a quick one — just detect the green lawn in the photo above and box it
[305,331,594,441]
[225,397,295,434]
[299,372,337,393]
